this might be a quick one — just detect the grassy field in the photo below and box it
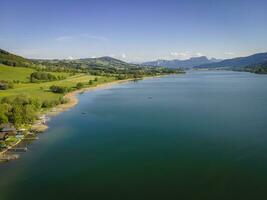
[0,64,72,82]
[0,64,35,82]
[0,65,116,101]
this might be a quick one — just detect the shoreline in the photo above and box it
[46,78,137,117]
[0,75,167,160]
[0,78,139,159]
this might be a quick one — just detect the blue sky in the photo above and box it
[1,0,267,62]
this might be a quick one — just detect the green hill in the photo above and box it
[0,64,35,82]
[0,49,33,67]
[32,56,139,71]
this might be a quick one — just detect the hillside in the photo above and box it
[32,56,139,71]
[243,61,267,74]
[0,49,33,67]
[195,52,267,69]
[78,56,135,68]
[0,48,141,72]
[142,56,220,69]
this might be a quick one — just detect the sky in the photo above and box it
[0,0,267,62]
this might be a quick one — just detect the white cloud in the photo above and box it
[195,52,203,57]
[224,52,235,55]
[55,36,73,42]
[121,53,126,59]
[67,56,74,60]
[170,51,203,59]
[170,52,189,58]
[80,34,109,42]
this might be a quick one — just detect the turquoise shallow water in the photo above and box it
[1,71,267,200]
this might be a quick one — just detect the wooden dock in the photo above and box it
[8,147,28,152]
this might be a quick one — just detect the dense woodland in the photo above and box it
[242,62,267,74]
[0,95,66,127]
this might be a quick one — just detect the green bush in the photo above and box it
[88,80,94,85]
[76,82,84,89]
[0,80,14,90]
[30,72,57,83]
[0,95,41,127]
[50,85,70,94]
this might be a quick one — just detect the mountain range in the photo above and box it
[0,49,139,70]
[1,48,267,74]
[142,52,267,73]
[195,52,267,69]
[142,56,221,69]
[0,49,183,75]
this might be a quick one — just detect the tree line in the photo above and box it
[0,95,67,127]
[30,72,65,83]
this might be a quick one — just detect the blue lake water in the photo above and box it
[1,70,267,200]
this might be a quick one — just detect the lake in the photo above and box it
[1,71,267,200]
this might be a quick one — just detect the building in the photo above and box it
[0,127,17,139]
[0,132,8,140]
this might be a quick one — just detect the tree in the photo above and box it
[50,85,69,94]
[11,104,23,126]
[88,80,94,85]
[76,82,84,89]
[0,104,9,124]
[30,72,57,82]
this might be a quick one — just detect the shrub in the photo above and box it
[50,85,69,94]
[76,82,84,89]
[0,95,40,126]
[0,80,14,90]
[88,80,93,85]
[30,72,57,82]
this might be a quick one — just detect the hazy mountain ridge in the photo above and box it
[0,49,139,71]
[142,56,221,68]
[195,52,267,69]
[0,49,184,76]
[2,48,267,74]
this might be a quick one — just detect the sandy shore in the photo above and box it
[46,79,136,117]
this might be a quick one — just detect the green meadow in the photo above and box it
[0,64,116,101]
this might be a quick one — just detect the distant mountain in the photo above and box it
[0,48,140,70]
[195,52,267,69]
[76,56,137,69]
[0,48,33,67]
[142,56,221,68]
[33,56,139,70]
[0,49,183,77]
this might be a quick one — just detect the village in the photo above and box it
[0,114,49,162]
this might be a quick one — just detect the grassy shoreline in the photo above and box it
[46,78,139,116]
[0,77,146,160]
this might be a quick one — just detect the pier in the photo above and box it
[8,147,28,152]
